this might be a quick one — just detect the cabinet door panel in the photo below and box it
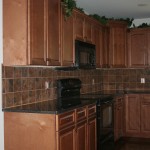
[29,0,46,65]
[102,27,109,68]
[141,95,150,137]
[108,21,127,68]
[87,117,97,150]
[128,29,148,67]
[84,18,92,43]
[61,14,74,66]
[114,97,124,141]
[47,0,61,65]
[74,11,84,41]
[57,126,75,150]
[76,122,87,150]
[125,95,141,136]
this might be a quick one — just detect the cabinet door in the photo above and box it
[74,10,84,41]
[114,97,124,141]
[108,21,127,68]
[47,0,61,66]
[93,25,103,68]
[76,121,87,150]
[102,27,110,68]
[84,18,92,43]
[29,0,46,65]
[141,95,150,137]
[61,12,74,66]
[124,94,141,137]
[128,29,148,67]
[87,117,97,150]
[57,126,76,150]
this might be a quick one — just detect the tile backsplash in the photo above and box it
[2,66,103,108]
[3,66,150,108]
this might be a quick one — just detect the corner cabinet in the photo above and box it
[124,94,150,138]
[4,104,96,150]
[127,28,150,68]
[3,0,61,66]
[107,21,127,68]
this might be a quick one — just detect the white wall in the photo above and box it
[131,18,150,27]
[0,0,4,149]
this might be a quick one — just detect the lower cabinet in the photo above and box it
[76,121,87,150]
[4,104,96,150]
[57,126,76,150]
[87,117,97,150]
[141,95,150,137]
[114,96,124,141]
[124,94,150,138]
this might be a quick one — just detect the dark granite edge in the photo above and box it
[2,99,97,114]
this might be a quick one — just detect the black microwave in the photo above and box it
[75,40,96,69]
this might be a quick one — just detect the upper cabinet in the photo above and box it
[101,26,110,68]
[127,28,150,68]
[3,0,61,66]
[74,10,95,44]
[61,9,74,66]
[47,0,61,66]
[92,24,103,68]
[107,21,127,68]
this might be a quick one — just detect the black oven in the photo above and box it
[81,94,114,150]
[97,98,114,150]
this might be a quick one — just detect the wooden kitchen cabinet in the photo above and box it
[102,26,110,68]
[124,94,141,137]
[87,104,97,150]
[87,117,97,150]
[74,10,85,41]
[57,126,76,150]
[124,94,150,138]
[127,28,149,67]
[76,106,87,150]
[92,24,103,68]
[46,0,61,66]
[107,20,127,68]
[3,0,61,66]
[61,9,74,66]
[84,17,93,43]
[114,96,124,141]
[141,95,150,137]
[74,10,96,44]
[4,104,96,150]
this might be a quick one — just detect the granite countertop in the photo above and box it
[3,90,150,114]
[124,90,150,94]
[2,99,97,114]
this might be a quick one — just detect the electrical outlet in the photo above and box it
[141,78,145,83]
[45,81,49,89]
[92,79,95,85]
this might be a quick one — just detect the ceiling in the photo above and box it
[76,0,150,19]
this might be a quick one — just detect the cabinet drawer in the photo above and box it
[142,95,150,104]
[87,104,96,117]
[76,106,87,122]
[56,110,75,131]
